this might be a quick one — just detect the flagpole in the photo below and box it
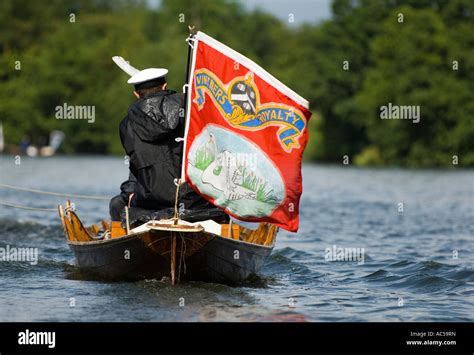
[179,26,197,182]
[184,26,196,87]
[173,26,196,226]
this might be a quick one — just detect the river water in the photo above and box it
[0,156,472,321]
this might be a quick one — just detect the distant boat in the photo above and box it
[21,130,66,157]
[39,130,65,157]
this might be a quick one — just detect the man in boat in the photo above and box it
[109,67,213,221]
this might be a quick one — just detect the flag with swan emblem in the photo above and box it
[181,31,312,232]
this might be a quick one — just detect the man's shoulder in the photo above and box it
[119,115,131,139]
[160,90,184,104]
[119,115,129,129]
[162,91,185,112]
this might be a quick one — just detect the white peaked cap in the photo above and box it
[127,68,168,85]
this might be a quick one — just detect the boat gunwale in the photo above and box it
[67,227,276,250]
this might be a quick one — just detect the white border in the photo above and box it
[195,31,309,109]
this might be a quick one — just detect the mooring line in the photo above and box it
[0,200,57,212]
[0,183,110,200]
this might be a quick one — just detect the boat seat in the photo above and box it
[120,206,230,229]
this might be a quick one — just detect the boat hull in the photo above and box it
[184,235,273,283]
[68,229,273,284]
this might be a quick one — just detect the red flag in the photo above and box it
[182,32,311,232]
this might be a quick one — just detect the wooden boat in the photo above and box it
[58,201,278,285]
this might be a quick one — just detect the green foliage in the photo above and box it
[194,147,214,171]
[303,112,324,161]
[238,167,274,203]
[0,0,472,166]
[239,167,259,191]
[255,183,274,203]
[355,4,474,166]
[354,146,384,166]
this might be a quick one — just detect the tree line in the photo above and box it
[0,0,472,166]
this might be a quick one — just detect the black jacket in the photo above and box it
[119,90,211,210]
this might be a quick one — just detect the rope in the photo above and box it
[173,179,182,224]
[0,183,110,200]
[0,200,57,212]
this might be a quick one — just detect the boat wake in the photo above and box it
[363,259,474,293]
[0,219,73,275]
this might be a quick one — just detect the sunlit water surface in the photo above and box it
[0,156,472,321]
